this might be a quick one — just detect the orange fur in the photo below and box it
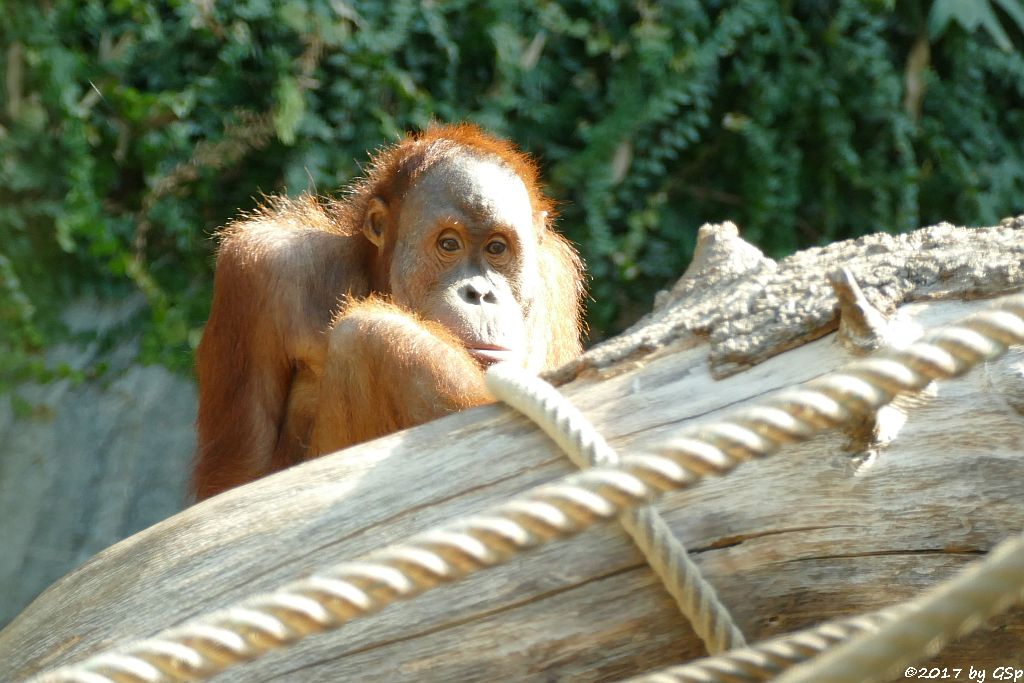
[193,124,585,501]
[309,297,491,454]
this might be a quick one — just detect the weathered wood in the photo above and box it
[551,216,1024,382]
[2,221,1023,682]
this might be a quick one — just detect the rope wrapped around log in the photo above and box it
[30,293,1024,683]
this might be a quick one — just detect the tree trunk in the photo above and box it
[3,219,1023,682]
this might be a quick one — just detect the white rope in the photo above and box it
[29,293,1024,683]
[486,364,746,653]
[616,609,900,682]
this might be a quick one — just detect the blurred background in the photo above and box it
[1,0,1022,626]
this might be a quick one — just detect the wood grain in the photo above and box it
[3,220,1024,681]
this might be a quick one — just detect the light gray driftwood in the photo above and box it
[550,215,1024,382]
[2,219,1023,682]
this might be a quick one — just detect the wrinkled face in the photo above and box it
[365,152,541,367]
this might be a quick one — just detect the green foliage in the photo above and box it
[1,0,1022,380]
[929,0,1024,50]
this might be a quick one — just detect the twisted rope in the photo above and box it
[31,293,1024,683]
[617,609,900,683]
[486,364,746,653]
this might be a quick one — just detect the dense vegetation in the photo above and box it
[2,0,1023,386]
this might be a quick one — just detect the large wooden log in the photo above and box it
[2,220,1023,681]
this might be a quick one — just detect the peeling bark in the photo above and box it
[551,217,1024,383]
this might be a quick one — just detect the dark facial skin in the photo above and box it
[379,153,541,367]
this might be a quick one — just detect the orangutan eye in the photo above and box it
[485,239,507,256]
[438,237,461,252]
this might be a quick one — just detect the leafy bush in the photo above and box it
[1,0,1022,382]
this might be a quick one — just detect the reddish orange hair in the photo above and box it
[332,123,556,235]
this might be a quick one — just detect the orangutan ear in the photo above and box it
[363,197,389,249]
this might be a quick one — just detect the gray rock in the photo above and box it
[0,298,197,626]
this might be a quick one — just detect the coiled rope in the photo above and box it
[30,293,1024,683]
[486,364,746,653]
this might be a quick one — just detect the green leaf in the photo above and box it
[979,2,1014,50]
[930,0,1014,50]
[54,216,77,253]
[273,76,305,146]
[993,0,1024,36]
[929,0,981,38]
